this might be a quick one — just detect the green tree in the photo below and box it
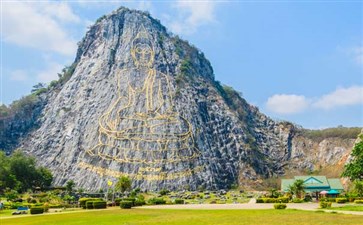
[65,180,76,193]
[354,180,363,197]
[35,167,53,189]
[31,83,46,93]
[115,176,131,193]
[342,134,363,181]
[0,151,53,193]
[288,179,305,199]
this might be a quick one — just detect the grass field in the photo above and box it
[330,205,363,211]
[1,208,363,225]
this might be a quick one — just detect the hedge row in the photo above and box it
[79,198,102,209]
[335,198,348,204]
[256,197,289,203]
[120,201,133,209]
[148,198,166,205]
[85,201,107,209]
[174,199,184,204]
[30,207,44,214]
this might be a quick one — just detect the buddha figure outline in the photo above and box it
[86,25,200,165]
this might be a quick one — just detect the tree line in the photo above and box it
[0,150,53,193]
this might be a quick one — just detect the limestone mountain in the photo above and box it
[0,7,359,191]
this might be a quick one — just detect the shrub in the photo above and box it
[264,198,277,203]
[123,198,136,206]
[256,198,286,203]
[30,207,44,214]
[120,201,133,209]
[336,198,348,204]
[274,203,287,209]
[79,198,102,209]
[292,198,304,203]
[159,189,170,196]
[43,203,49,212]
[86,201,94,209]
[304,195,312,202]
[49,204,63,208]
[93,201,107,209]
[115,198,122,206]
[148,198,166,205]
[174,199,184,204]
[320,201,332,209]
[134,199,146,206]
[354,200,363,204]
[277,197,289,203]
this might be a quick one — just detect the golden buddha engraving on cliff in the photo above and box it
[82,26,202,179]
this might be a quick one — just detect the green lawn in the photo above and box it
[330,205,363,211]
[1,208,363,225]
[0,210,16,217]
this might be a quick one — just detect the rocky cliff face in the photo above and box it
[1,7,358,191]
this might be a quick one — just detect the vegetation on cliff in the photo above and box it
[342,134,363,181]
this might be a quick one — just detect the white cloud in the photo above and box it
[41,2,81,23]
[266,94,309,115]
[266,86,363,115]
[1,1,79,56]
[313,86,363,110]
[9,70,29,81]
[167,1,218,35]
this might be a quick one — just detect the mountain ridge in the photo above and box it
[0,7,359,190]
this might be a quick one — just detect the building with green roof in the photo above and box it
[281,176,344,194]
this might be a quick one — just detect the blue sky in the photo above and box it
[1,1,362,129]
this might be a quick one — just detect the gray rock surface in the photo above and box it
[3,7,356,191]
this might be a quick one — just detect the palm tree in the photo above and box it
[288,179,305,199]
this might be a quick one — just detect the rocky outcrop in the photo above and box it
[1,7,358,191]
[0,94,47,153]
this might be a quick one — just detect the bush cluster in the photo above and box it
[354,200,363,204]
[120,201,133,209]
[134,199,146,206]
[86,201,94,209]
[319,201,332,209]
[273,203,287,209]
[335,198,348,204]
[30,207,44,214]
[148,198,166,205]
[123,198,136,206]
[93,201,107,209]
[292,198,304,203]
[79,198,102,209]
[85,201,107,209]
[174,199,184,204]
[115,198,122,206]
[319,198,336,202]
[256,197,289,203]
